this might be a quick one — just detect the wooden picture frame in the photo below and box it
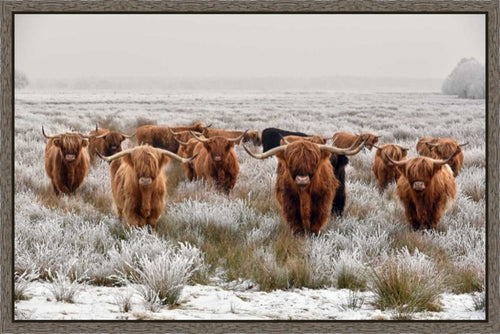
[2,1,498,333]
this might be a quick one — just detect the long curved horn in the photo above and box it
[96,133,107,139]
[157,148,199,164]
[242,143,287,159]
[318,137,369,156]
[428,148,462,166]
[122,131,135,138]
[169,128,183,136]
[228,130,247,143]
[189,130,208,143]
[424,141,439,147]
[174,137,188,146]
[96,147,134,162]
[41,126,60,139]
[383,153,408,167]
[279,134,290,145]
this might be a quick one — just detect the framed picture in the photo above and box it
[2,1,498,333]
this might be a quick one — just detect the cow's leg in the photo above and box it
[51,180,60,196]
[331,185,346,217]
[146,207,162,230]
[281,193,304,234]
[310,193,333,235]
[403,201,421,230]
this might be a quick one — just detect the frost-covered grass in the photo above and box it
[14,89,485,320]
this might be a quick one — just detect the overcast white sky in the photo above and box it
[15,14,485,80]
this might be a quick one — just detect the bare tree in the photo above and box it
[15,70,29,89]
[442,58,485,99]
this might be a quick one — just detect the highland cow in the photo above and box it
[331,132,380,151]
[188,131,244,192]
[88,128,134,164]
[416,137,466,177]
[203,128,262,146]
[42,126,94,195]
[135,122,210,153]
[386,151,460,230]
[416,137,438,157]
[372,144,409,189]
[243,138,367,235]
[261,127,308,153]
[281,134,352,217]
[97,145,198,228]
[176,136,205,180]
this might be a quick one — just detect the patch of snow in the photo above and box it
[15,282,485,320]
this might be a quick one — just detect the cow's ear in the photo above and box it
[82,139,88,147]
[53,139,60,147]
[159,155,170,167]
[204,142,211,151]
[401,148,409,158]
[276,150,285,161]
[120,135,126,142]
[226,142,235,151]
[396,164,406,177]
[123,154,133,167]
[433,162,446,175]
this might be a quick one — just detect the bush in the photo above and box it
[128,242,203,307]
[442,58,485,99]
[371,249,443,318]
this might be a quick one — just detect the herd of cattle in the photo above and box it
[41,122,467,234]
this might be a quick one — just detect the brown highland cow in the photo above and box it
[176,136,205,181]
[416,137,466,177]
[416,137,438,156]
[188,131,244,193]
[135,122,210,153]
[243,138,367,235]
[88,128,134,164]
[97,145,197,228]
[331,132,380,151]
[43,126,94,195]
[203,128,262,146]
[386,151,460,230]
[372,144,409,189]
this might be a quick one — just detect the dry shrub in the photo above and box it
[371,249,443,317]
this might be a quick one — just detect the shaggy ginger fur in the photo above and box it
[416,137,464,177]
[283,134,350,217]
[332,132,379,150]
[274,141,337,235]
[88,128,128,164]
[177,137,202,180]
[44,133,90,195]
[204,128,262,146]
[395,157,457,230]
[136,122,208,152]
[192,136,240,193]
[372,144,408,190]
[416,137,438,157]
[111,146,171,228]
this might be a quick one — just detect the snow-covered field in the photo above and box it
[15,281,484,320]
[14,89,486,320]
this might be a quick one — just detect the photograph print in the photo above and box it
[13,13,486,320]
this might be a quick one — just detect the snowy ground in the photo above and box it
[14,89,486,321]
[15,281,484,320]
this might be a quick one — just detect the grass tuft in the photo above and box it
[371,262,442,315]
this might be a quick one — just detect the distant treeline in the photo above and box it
[28,76,443,92]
